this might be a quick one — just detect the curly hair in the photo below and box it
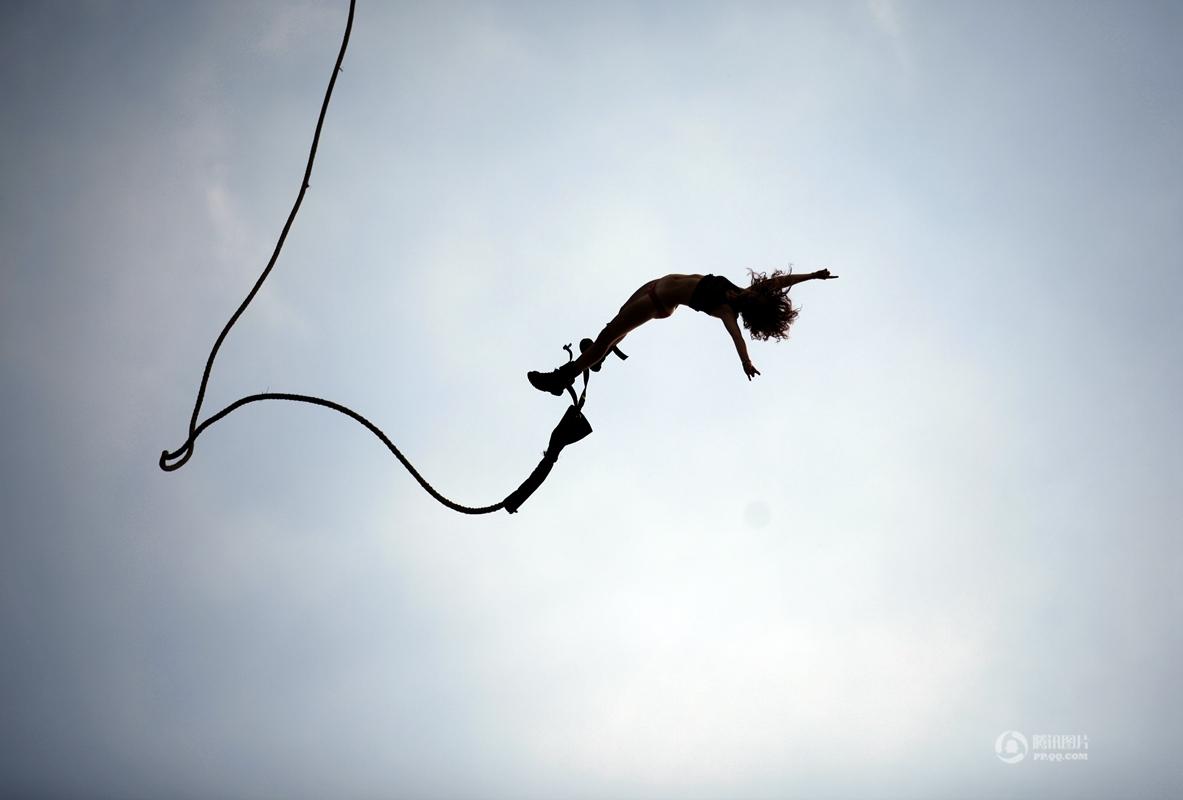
[738,268,800,341]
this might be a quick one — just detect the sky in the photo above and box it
[1,0,1181,797]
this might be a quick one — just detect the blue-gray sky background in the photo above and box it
[2,1,1180,797]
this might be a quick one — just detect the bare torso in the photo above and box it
[623,273,730,318]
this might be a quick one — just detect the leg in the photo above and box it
[528,281,665,395]
[571,296,656,372]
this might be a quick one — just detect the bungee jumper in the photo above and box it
[528,268,838,396]
[157,0,839,515]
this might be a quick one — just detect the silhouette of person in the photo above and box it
[528,268,838,394]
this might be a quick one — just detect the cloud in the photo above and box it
[867,0,914,76]
[256,0,344,55]
[868,0,903,40]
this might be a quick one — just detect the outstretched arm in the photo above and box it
[770,268,838,291]
[722,313,760,381]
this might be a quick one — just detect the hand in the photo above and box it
[743,360,761,381]
[815,268,838,279]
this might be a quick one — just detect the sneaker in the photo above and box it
[527,362,579,395]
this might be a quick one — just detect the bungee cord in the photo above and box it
[158,0,597,514]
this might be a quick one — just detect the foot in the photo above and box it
[527,362,579,395]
